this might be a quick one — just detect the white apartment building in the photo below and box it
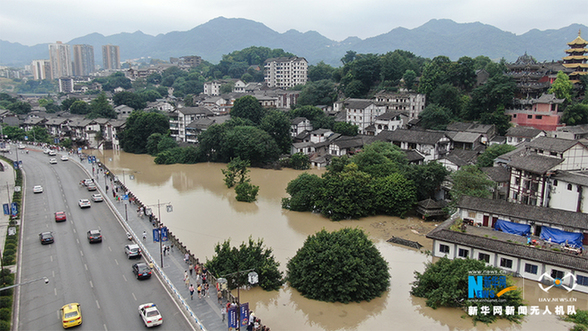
[264,57,308,88]
[31,60,51,80]
[374,91,426,120]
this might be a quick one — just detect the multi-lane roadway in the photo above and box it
[14,147,193,330]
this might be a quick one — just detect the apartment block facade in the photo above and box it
[73,44,95,76]
[48,42,72,79]
[264,57,307,88]
[102,45,121,70]
[31,60,51,80]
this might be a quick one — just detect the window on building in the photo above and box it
[531,182,539,192]
[500,258,513,269]
[551,152,558,156]
[553,180,558,186]
[551,269,565,280]
[513,114,517,118]
[577,275,588,286]
[479,253,490,263]
[568,184,573,191]
[524,263,538,274]
[458,249,469,258]
[527,115,533,119]
[522,196,529,204]
[536,115,543,119]
[439,244,450,254]
[515,178,520,186]
[530,198,537,206]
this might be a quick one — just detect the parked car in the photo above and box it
[132,262,152,279]
[78,199,91,208]
[124,244,141,259]
[87,229,102,243]
[55,211,67,222]
[39,232,54,244]
[60,303,82,328]
[138,303,162,327]
[91,193,103,202]
[33,185,43,193]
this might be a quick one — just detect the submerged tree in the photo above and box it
[411,257,524,324]
[287,228,390,303]
[205,238,283,291]
[222,157,251,188]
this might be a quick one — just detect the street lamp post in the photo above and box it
[144,200,172,268]
[0,276,49,292]
[220,269,258,330]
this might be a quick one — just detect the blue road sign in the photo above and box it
[13,161,18,169]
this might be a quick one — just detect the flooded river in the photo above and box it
[92,150,580,330]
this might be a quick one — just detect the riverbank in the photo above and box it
[367,215,438,251]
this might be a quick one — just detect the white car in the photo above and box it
[48,150,57,156]
[78,199,91,208]
[18,144,25,149]
[49,158,57,164]
[91,193,103,202]
[33,185,43,193]
[138,303,163,327]
[61,155,69,161]
[43,149,50,154]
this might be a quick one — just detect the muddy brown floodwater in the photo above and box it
[92,150,581,330]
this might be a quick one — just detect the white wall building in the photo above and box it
[264,57,308,88]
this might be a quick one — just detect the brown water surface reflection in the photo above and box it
[94,150,576,330]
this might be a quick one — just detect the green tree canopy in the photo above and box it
[222,157,251,188]
[69,100,89,115]
[419,104,453,131]
[120,111,170,154]
[548,71,573,103]
[113,91,147,110]
[449,165,494,203]
[259,110,292,154]
[308,61,336,81]
[333,122,359,136]
[88,92,116,119]
[220,126,281,166]
[206,238,283,291]
[562,103,588,125]
[281,173,323,211]
[477,144,516,167]
[405,161,450,201]
[231,95,265,125]
[296,80,337,106]
[287,228,390,303]
[411,257,524,324]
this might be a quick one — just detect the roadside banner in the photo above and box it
[10,202,18,216]
[2,203,8,215]
[152,229,160,242]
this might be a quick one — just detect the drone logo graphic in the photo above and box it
[538,272,577,293]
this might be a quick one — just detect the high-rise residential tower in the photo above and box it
[48,41,72,79]
[102,45,121,70]
[31,60,51,80]
[73,44,95,76]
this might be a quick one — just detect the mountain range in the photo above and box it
[1,17,586,68]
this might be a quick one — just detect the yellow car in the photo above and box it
[61,303,82,328]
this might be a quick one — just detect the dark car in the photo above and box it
[132,262,152,280]
[39,232,54,244]
[87,229,102,243]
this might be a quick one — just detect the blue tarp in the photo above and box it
[540,226,583,248]
[494,219,531,236]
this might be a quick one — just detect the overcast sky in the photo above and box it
[2,0,587,46]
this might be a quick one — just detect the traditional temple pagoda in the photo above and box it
[506,53,563,99]
[563,30,588,83]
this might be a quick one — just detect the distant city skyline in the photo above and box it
[1,0,586,46]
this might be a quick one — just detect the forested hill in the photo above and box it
[1,17,586,68]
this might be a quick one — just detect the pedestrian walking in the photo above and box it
[171,244,174,252]
[163,245,166,256]
[189,284,195,300]
[197,284,202,299]
[201,283,206,297]
[142,231,147,241]
[184,270,189,281]
[184,253,189,263]
[189,263,193,277]
[205,283,210,298]
[221,306,226,322]
[217,290,222,304]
